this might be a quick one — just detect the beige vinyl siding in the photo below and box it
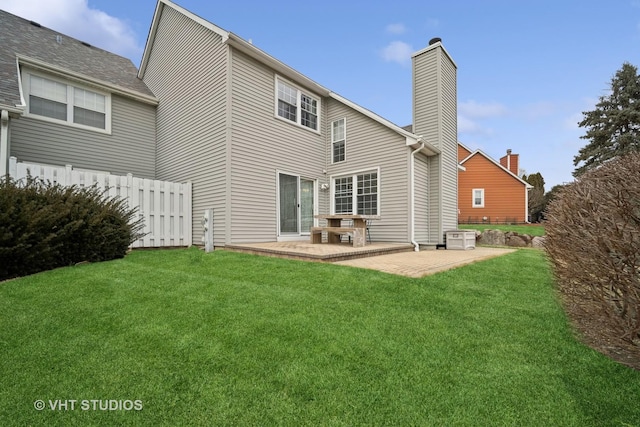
[9,94,155,178]
[141,6,228,245]
[414,154,430,242]
[326,99,410,242]
[229,49,325,243]
[439,53,458,233]
[427,156,442,242]
[413,44,458,243]
[412,48,439,141]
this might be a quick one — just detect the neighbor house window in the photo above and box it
[331,118,346,163]
[472,189,484,207]
[24,71,110,132]
[276,77,319,131]
[333,170,379,215]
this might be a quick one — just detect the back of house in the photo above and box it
[2,0,461,249]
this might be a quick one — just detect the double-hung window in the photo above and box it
[472,189,485,207]
[24,71,110,132]
[331,118,346,163]
[334,177,353,214]
[276,77,319,131]
[333,170,379,215]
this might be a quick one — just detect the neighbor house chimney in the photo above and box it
[500,149,519,175]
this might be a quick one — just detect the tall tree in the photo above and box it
[573,62,640,176]
[523,172,545,222]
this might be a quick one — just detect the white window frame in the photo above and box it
[274,76,320,133]
[22,69,112,134]
[331,118,346,164]
[331,167,380,215]
[472,188,485,208]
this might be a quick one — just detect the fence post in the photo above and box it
[185,181,192,246]
[9,156,17,178]
[63,164,72,186]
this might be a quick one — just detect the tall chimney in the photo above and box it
[412,38,458,240]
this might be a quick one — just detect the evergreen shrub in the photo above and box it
[0,176,144,281]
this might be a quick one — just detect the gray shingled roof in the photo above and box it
[0,9,155,110]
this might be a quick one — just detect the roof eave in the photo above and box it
[406,137,440,156]
[226,33,330,97]
[139,0,230,78]
[0,103,25,117]
[462,149,531,187]
[328,92,440,155]
[138,0,164,78]
[19,55,158,105]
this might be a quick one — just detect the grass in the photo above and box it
[458,223,546,236]
[1,248,639,426]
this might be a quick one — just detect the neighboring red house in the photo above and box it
[458,142,532,224]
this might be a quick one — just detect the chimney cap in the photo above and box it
[507,149,512,155]
[428,37,442,46]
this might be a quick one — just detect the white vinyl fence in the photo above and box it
[9,157,192,248]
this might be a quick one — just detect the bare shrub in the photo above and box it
[545,152,640,345]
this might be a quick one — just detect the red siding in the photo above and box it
[458,144,472,161]
[458,152,528,224]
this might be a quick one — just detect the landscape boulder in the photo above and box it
[531,236,546,248]
[505,232,529,247]
[474,229,543,248]
[477,229,506,246]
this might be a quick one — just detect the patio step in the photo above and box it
[223,242,415,262]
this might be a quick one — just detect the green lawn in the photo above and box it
[1,248,638,426]
[458,223,546,236]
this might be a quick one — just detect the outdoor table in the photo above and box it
[311,214,380,247]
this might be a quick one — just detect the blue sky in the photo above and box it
[2,0,640,190]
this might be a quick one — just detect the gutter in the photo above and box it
[410,142,426,252]
[1,110,9,177]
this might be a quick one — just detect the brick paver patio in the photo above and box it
[334,246,515,277]
[225,241,515,278]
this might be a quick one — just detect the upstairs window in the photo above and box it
[276,77,319,131]
[331,118,346,163]
[24,71,110,132]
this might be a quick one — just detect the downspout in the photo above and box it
[0,110,9,177]
[410,142,425,252]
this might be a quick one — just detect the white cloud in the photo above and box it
[459,100,508,119]
[380,41,413,66]
[1,0,142,63]
[385,23,407,35]
[457,115,482,134]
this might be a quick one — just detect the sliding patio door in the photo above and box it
[278,173,315,237]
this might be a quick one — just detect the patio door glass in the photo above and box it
[300,179,314,233]
[279,173,314,235]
